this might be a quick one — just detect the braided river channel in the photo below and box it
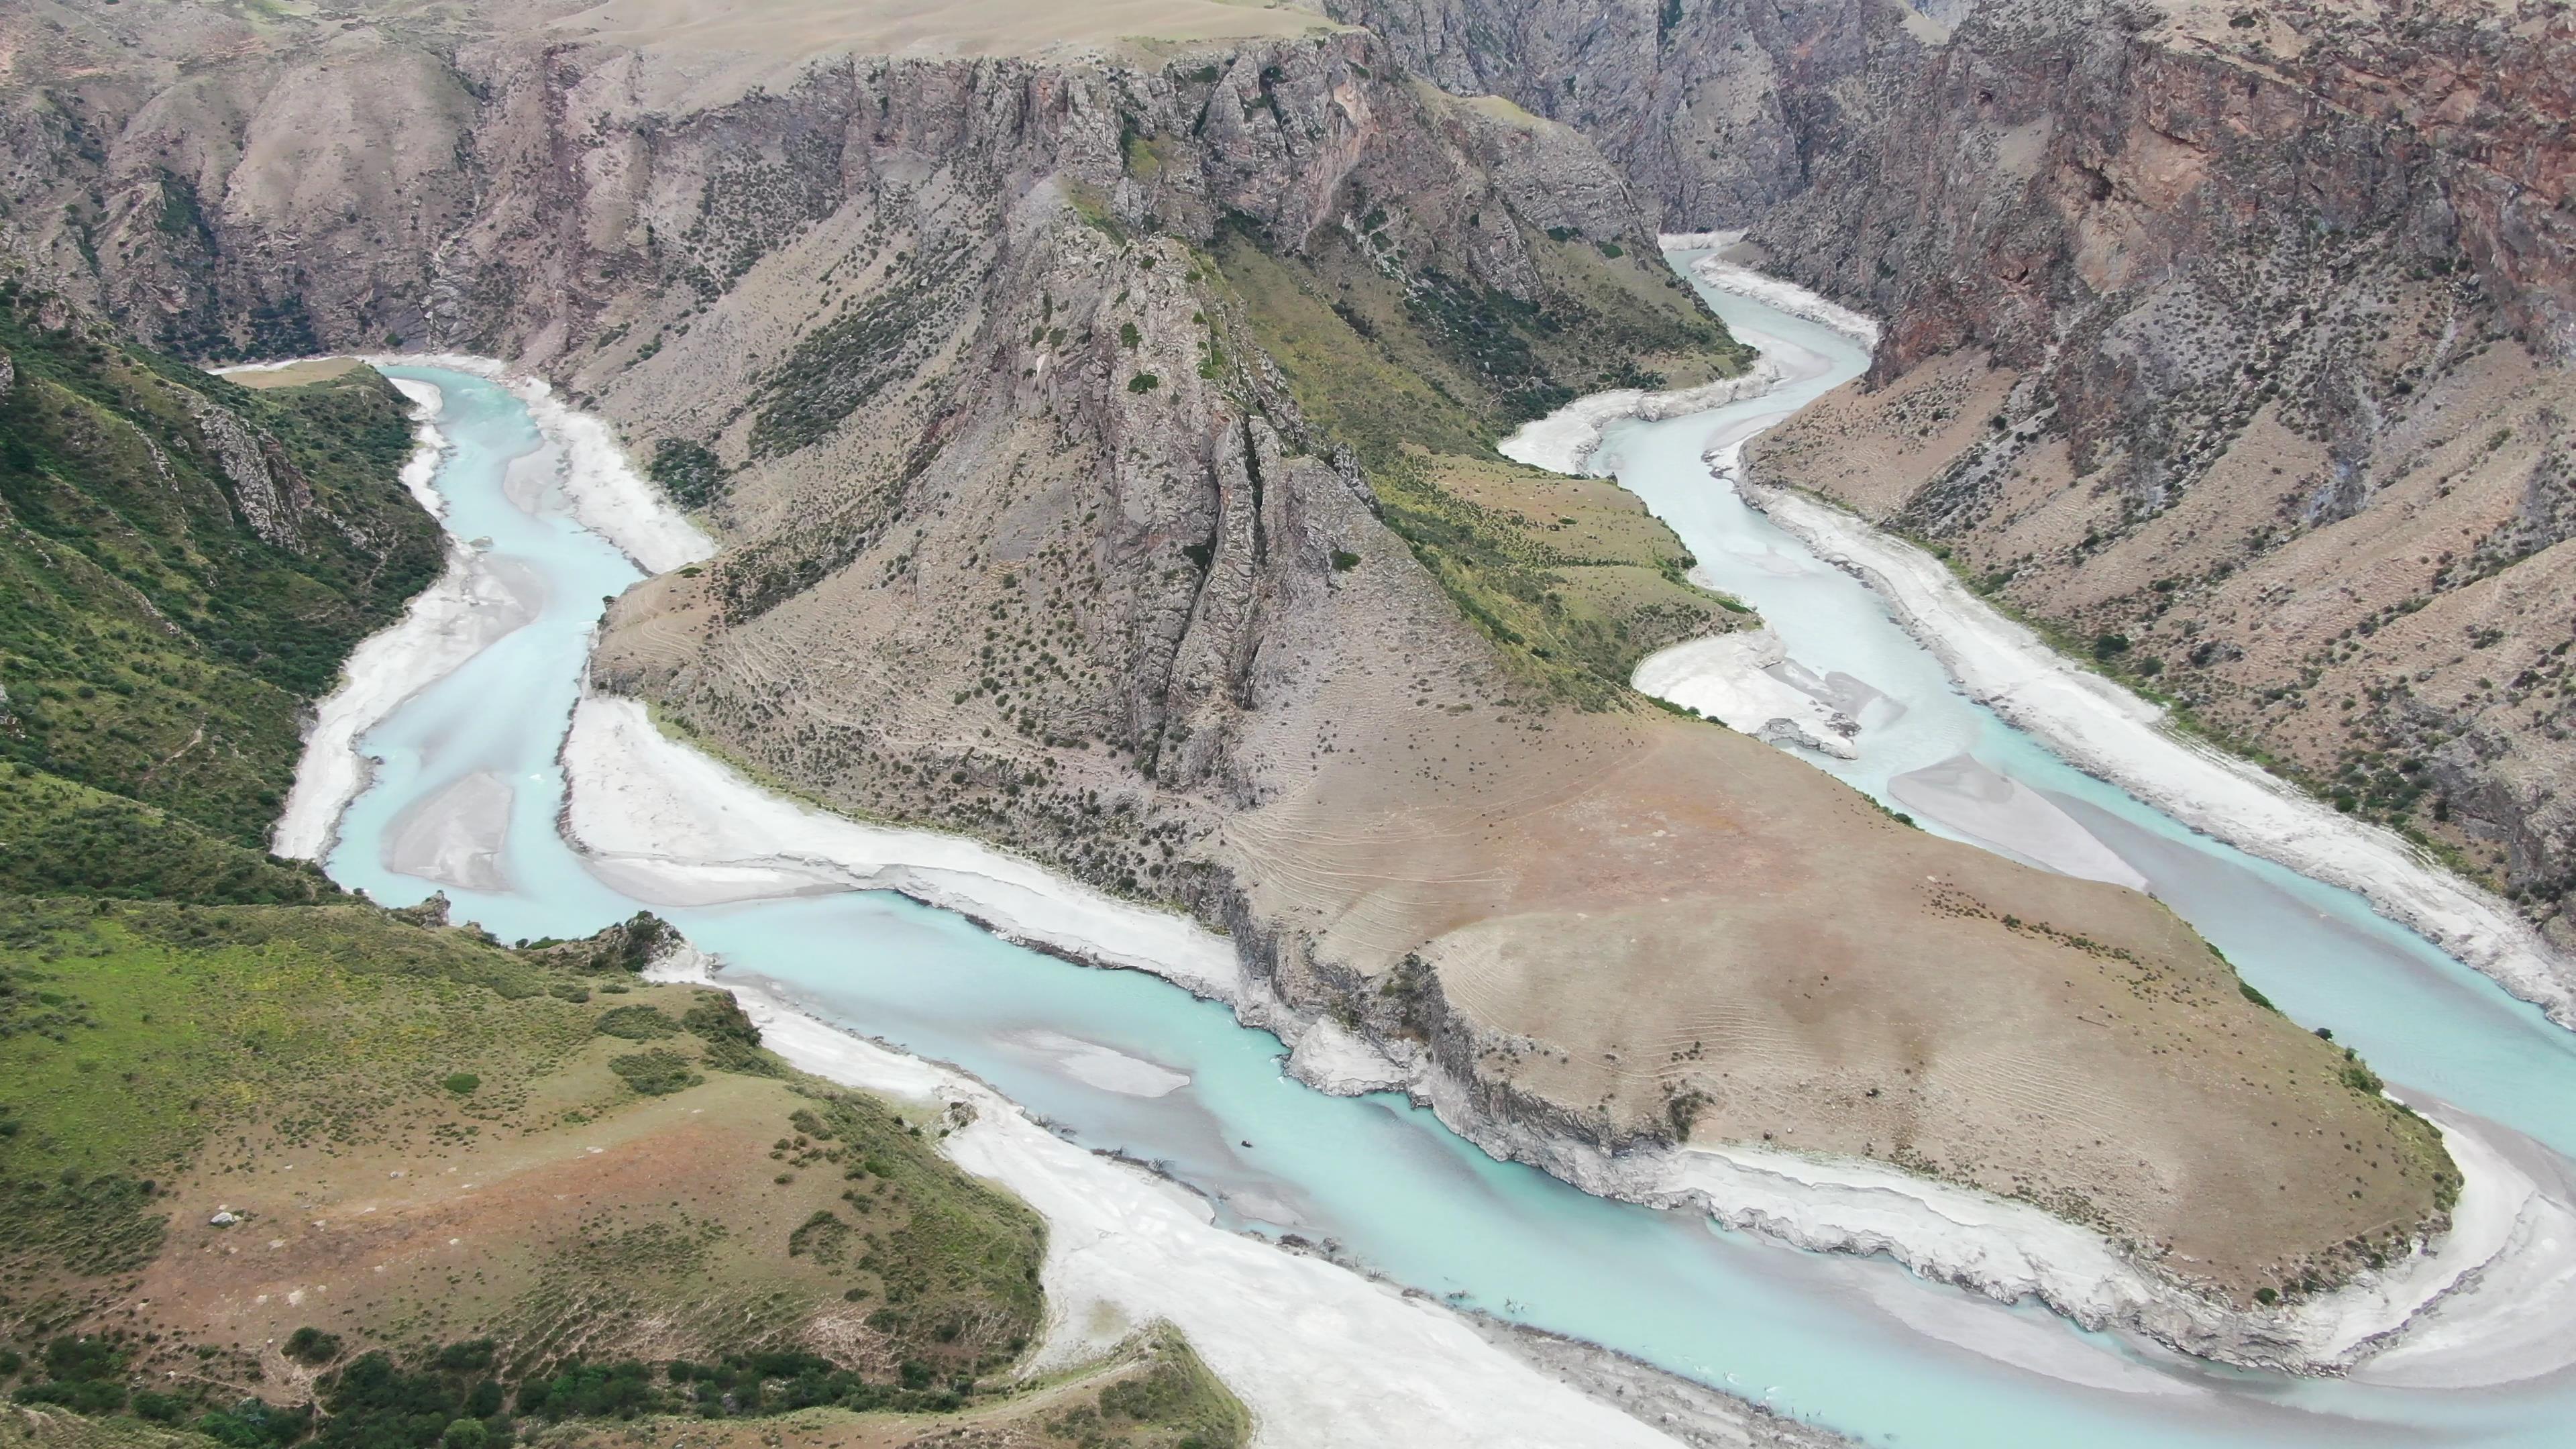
[315,256,2576,1446]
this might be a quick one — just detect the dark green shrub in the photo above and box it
[608,1049,701,1096]
[593,1005,680,1040]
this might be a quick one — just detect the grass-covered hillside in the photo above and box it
[0,898,1047,1399]
[0,282,1244,1449]
[1211,226,1758,709]
[1,271,442,857]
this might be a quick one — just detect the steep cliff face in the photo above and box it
[1326,0,1908,225]
[1739,0,2576,949]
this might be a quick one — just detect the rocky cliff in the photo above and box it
[1741,0,2576,953]
[1330,0,2576,953]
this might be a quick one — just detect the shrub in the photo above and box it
[442,1072,480,1095]
[683,994,764,1051]
[14,1379,127,1412]
[1330,549,1360,572]
[284,1328,342,1365]
[193,1399,311,1449]
[609,1049,702,1096]
[1127,372,1161,394]
[594,1004,680,1040]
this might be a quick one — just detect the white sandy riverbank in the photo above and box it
[1397,1033,2576,1380]
[1741,478,2576,1028]
[559,695,1244,999]
[1659,235,1882,351]
[1888,753,2149,890]
[270,546,545,862]
[1632,630,1860,758]
[268,372,537,860]
[383,377,450,518]
[1499,363,1780,476]
[270,358,710,859]
[1507,260,2576,1379]
[380,354,713,574]
[644,950,1695,1448]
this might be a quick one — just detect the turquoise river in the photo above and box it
[322,260,2576,1447]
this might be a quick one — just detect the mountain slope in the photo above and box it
[1324,0,2576,953]
[0,272,441,851]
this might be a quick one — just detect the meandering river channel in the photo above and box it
[314,258,2576,1446]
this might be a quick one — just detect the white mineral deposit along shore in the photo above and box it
[272,360,713,861]
[561,695,1244,1000]
[1497,259,2576,1377]
[382,376,450,517]
[641,958,1691,1449]
[384,353,714,574]
[1662,234,1883,350]
[1742,478,2576,1028]
[570,669,2576,1383]
[1511,1085,2576,1381]
[1631,631,1859,758]
[270,376,525,860]
[1655,255,2576,1025]
[1498,360,1780,475]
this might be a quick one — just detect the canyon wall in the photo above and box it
[1335,0,2576,948]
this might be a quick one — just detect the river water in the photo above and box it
[322,263,2576,1446]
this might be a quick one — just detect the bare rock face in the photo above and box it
[182,391,309,547]
[1326,0,1903,224]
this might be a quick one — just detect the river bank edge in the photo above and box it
[1648,252,2576,1032]
[562,686,2563,1386]
[272,360,1827,1447]
[278,355,2563,1401]
[1489,259,2576,1379]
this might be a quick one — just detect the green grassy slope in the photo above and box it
[0,272,441,850]
[1210,227,1757,707]
[0,896,1050,1407]
[0,281,1236,1449]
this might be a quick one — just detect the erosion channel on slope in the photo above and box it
[286,270,2576,1446]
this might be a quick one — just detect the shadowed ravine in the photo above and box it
[316,270,2576,1444]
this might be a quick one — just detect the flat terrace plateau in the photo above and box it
[543,0,1343,60]
[219,358,368,390]
[1224,659,2453,1298]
